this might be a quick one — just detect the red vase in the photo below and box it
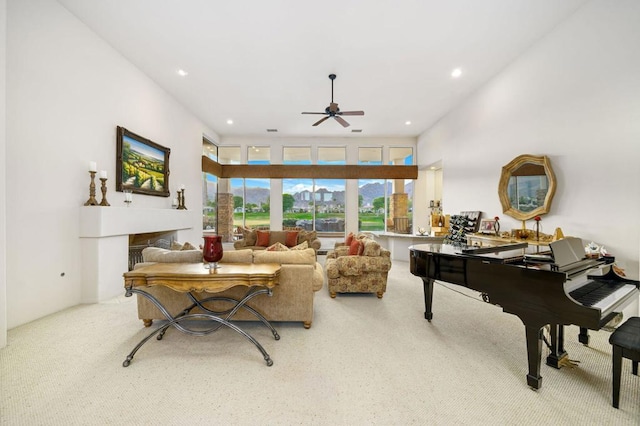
[203,235,223,269]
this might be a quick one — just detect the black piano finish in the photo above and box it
[409,243,639,390]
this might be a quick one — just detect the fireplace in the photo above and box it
[79,207,196,302]
[128,230,177,270]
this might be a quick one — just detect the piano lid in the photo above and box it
[409,242,530,264]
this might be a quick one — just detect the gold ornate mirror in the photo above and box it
[498,154,556,221]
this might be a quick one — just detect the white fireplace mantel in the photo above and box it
[79,206,197,303]
[80,206,194,237]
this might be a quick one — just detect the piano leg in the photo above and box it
[525,325,543,390]
[578,327,590,345]
[422,278,434,321]
[546,324,568,369]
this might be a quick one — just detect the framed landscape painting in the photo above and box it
[116,126,170,197]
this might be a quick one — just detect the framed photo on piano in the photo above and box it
[479,219,497,234]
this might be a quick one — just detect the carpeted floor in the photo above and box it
[1,259,639,425]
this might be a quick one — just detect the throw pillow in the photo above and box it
[254,248,316,265]
[298,230,317,245]
[256,230,271,247]
[170,241,183,250]
[266,242,289,252]
[290,241,308,250]
[241,227,257,246]
[220,249,253,264]
[181,242,196,250]
[348,239,364,256]
[142,247,203,263]
[362,239,381,257]
[345,232,355,246]
[285,231,299,247]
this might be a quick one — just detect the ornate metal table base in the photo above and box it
[123,285,279,367]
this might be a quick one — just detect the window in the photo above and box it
[222,146,272,230]
[358,147,384,231]
[389,147,413,166]
[282,178,314,229]
[230,178,245,231]
[388,148,414,233]
[245,146,270,229]
[217,146,242,239]
[202,138,218,231]
[203,138,218,162]
[317,147,345,165]
[316,147,345,233]
[282,147,312,229]
[283,146,311,165]
[358,179,387,232]
[281,147,346,233]
[358,147,383,165]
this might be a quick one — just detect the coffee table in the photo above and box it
[123,262,281,367]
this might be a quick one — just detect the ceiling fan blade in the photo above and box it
[312,116,330,126]
[334,116,350,128]
[302,112,327,115]
[338,111,365,116]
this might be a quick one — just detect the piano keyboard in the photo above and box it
[569,279,637,311]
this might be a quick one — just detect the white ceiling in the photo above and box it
[56,0,587,139]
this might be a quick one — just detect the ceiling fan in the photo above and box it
[302,74,364,127]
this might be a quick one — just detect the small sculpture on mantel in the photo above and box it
[553,227,564,241]
[586,241,600,258]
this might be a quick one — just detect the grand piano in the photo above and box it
[409,238,640,389]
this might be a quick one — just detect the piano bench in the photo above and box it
[609,317,640,409]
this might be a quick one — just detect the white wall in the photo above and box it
[417,0,640,278]
[5,0,218,329]
[0,0,7,348]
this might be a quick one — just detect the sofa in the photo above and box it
[325,236,391,298]
[134,246,324,329]
[233,228,321,253]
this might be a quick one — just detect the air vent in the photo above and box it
[351,129,363,133]
[266,129,278,132]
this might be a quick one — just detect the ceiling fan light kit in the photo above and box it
[302,74,364,128]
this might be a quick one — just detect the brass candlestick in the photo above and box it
[177,189,187,210]
[84,171,99,206]
[99,178,110,206]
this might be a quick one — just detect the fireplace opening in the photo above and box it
[128,230,177,270]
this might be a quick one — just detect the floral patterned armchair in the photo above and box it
[325,237,391,298]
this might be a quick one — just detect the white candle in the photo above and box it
[125,192,132,201]
[89,161,97,172]
[172,198,178,206]
[99,170,107,179]
[180,184,185,190]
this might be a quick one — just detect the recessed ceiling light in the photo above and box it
[177,69,188,77]
[266,129,278,132]
[226,119,233,125]
[451,68,462,78]
[405,121,412,125]
[351,129,363,133]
